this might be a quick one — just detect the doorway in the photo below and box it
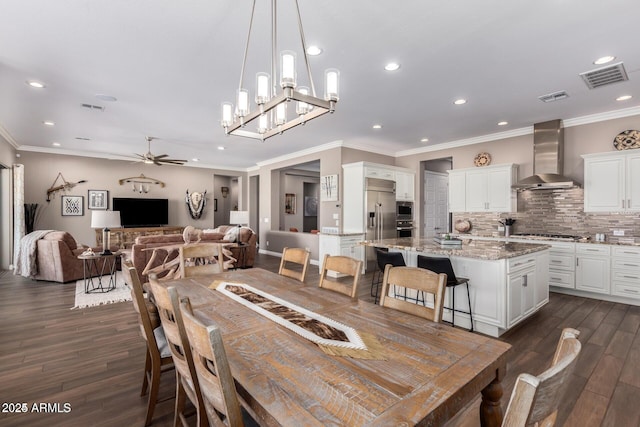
[422,158,452,238]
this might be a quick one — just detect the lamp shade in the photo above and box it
[91,211,121,229]
[229,210,249,226]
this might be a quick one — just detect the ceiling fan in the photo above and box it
[134,136,187,166]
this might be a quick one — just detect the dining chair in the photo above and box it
[278,247,310,282]
[179,243,225,278]
[180,298,255,427]
[122,260,174,427]
[379,265,447,322]
[417,255,474,331]
[502,328,582,427]
[371,249,406,304]
[318,254,363,298]
[148,276,208,427]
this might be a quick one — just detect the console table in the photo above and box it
[95,226,184,249]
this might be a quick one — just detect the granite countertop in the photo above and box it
[360,237,550,260]
[454,233,640,247]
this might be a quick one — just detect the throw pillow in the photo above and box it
[224,226,239,243]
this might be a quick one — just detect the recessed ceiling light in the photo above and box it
[372,124,383,129]
[594,56,615,65]
[498,121,508,126]
[217,146,225,150]
[95,94,117,102]
[306,46,322,56]
[43,121,55,126]
[26,80,45,88]
[616,95,633,101]
[52,142,61,147]
[454,99,467,105]
[192,158,200,162]
[420,138,429,143]
[384,63,400,71]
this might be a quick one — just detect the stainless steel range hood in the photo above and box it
[512,119,579,190]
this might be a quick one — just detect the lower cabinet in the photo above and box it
[507,256,537,328]
[319,234,365,276]
[611,246,640,298]
[576,244,611,295]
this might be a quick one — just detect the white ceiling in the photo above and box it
[1,0,639,170]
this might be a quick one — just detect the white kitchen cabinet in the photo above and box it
[548,241,576,289]
[318,233,365,276]
[447,164,517,213]
[576,244,611,294]
[507,256,537,328]
[448,170,466,213]
[364,166,395,180]
[611,246,640,299]
[583,151,640,212]
[395,171,415,201]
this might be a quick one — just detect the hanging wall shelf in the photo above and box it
[118,174,165,193]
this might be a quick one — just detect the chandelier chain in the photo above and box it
[239,0,258,91]
[293,0,316,97]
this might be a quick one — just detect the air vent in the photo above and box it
[580,62,628,89]
[81,103,105,111]
[75,137,91,141]
[538,90,569,103]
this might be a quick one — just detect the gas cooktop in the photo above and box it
[510,233,588,242]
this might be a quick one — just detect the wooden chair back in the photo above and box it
[122,260,173,426]
[180,298,245,427]
[278,247,310,282]
[318,254,362,298]
[379,265,446,322]
[179,244,225,278]
[502,328,582,427]
[148,277,206,426]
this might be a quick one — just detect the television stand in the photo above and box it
[95,226,184,249]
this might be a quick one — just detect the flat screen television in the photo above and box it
[112,197,169,228]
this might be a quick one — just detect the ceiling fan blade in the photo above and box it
[154,154,169,159]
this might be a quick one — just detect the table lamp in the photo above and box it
[91,210,121,255]
[229,210,249,227]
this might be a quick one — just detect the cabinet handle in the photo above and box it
[628,199,631,208]
[623,288,639,294]
[576,258,579,267]
[622,199,626,209]
[551,277,563,281]
[551,260,562,263]
[623,263,640,267]
[623,275,640,280]
[523,275,528,287]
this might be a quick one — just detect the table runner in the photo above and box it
[212,281,386,359]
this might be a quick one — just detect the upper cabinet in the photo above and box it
[448,164,518,213]
[395,171,415,201]
[583,151,640,212]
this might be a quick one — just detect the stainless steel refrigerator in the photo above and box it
[365,178,396,268]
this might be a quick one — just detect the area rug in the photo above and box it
[72,272,132,309]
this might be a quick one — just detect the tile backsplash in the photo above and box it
[453,187,640,241]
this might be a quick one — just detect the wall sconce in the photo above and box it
[221,186,229,198]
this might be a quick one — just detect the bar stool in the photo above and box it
[371,249,407,304]
[417,255,473,332]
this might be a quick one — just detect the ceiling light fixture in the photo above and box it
[306,45,322,56]
[384,63,400,71]
[498,121,508,126]
[420,138,429,143]
[43,121,55,126]
[221,0,339,142]
[217,146,225,150]
[616,95,632,101]
[26,80,45,88]
[372,124,382,129]
[594,56,615,65]
[95,94,117,102]
[52,142,61,147]
[454,99,467,105]
[192,158,200,162]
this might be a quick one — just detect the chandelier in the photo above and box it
[221,0,339,141]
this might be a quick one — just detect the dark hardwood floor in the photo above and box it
[1,253,639,426]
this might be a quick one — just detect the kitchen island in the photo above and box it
[362,238,550,337]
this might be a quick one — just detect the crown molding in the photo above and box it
[0,122,19,149]
[395,105,640,157]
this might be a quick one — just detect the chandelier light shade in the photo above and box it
[221,0,339,141]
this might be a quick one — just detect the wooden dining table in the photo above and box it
[158,268,511,426]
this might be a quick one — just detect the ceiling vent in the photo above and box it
[580,62,628,89]
[81,103,105,111]
[538,90,569,103]
[75,137,91,141]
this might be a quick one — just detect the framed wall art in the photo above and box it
[320,174,338,202]
[285,193,296,214]
[88,190,108,210]
[61,195,84,216]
